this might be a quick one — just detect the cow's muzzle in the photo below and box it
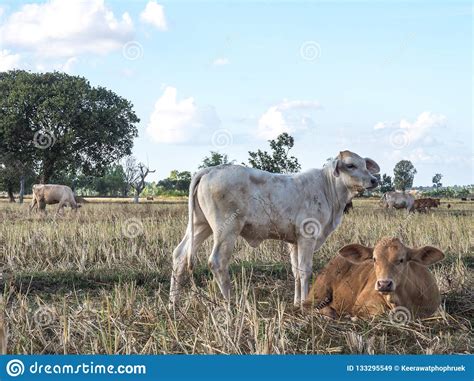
[376,279,394,293]
[366,177,379,190]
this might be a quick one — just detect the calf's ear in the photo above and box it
[364,158,380,174]
[332,159,341,177]
[408,246,444,266]
[339,244,373,264]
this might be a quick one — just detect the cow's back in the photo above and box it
[42,185,74,204]
[305,256,378,315]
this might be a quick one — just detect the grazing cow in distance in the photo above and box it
[169,150,380,307]
[380,191,415,211]
[304,237,444,319]
[412,198,441,213]
[343,201,353,214]
[30,184,81,215]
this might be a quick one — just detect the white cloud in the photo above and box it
[0,49,21,71]
[374,111,447,144]
[257,99,321,139]
[212,57,230,66]
[140,1,167,31]
[146,86,221,144]
[0,0,134,58]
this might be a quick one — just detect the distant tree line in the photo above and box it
[0,69,468,202]
[0,70,139,202]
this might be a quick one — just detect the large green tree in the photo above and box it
[247,132,301,173]
[393,160,417,192]
[0,70,139,186]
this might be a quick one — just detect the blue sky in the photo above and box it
[0,0,472,185]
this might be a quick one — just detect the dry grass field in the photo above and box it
[0,198,472,354]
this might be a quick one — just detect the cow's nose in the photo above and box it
[370,178,378,185]
[376,279,393,291]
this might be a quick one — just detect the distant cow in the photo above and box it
[146,196,154,201]
[304,237,444,318]
[170,150,380,307]
[380,191,414,211]
[412,198,440,213]
[461,197,467,201]
[343,201,353,214]
[30,184,81,215]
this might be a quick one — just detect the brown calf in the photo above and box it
[304,237,444,319]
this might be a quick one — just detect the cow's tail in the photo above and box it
[186,166,216,271]
[379,193,387,204]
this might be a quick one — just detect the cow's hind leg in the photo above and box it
[169,224,211,307]
[288,243,301,306]
[297,239,317,305]
[208,232,238,302]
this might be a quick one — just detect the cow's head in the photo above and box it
[338,237,444,293]
[332,150,380,192]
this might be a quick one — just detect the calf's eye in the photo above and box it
[347,164,356,169]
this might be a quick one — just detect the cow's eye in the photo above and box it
[346,164,356,169]
[399,259,404,264]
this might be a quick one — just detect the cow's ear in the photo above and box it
[339,244,373,264]
[408,246,444,266]
[365,158,380,174]
[333,159,341,177]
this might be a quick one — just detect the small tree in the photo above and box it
[125,157,155,203]
[379,173,395,193]
[158,171,192,193]
[199,151,229,169]
[393,160,417,192]
[247,132,301,173]
[432,173,443,188]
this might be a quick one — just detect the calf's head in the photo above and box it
[332,151,380,192]
[338,237,444,293]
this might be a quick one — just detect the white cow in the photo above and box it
[169,150,380,307]
[30,184,81,215]
[380,191,415,211]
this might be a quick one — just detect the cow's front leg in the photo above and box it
[288,243,300,306]
[297,238,316,304]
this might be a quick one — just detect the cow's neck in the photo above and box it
[322,166,353,213]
